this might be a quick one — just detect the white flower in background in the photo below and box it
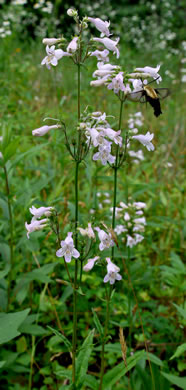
[104,258,122,284]
[78,223,95,239]
[56,232,80,263]
[93,143,116,166]
[126,234,136,248]
[97,62,119,71]
[133,216,146,225]
[29,206,54,219]
[93,37,120,58]
[67,37,78,53]
[134,234,144,244]
[83,256,99,271]
[90,49,109,62]
[124,212,130,221]
[32,124,61,136]
[88,17,110,37]
[134,65,162,83]
[41,45,71,70]
[25,218,48,239]
[97,230,114,251]
[128,150,145,163]
[93,68,114,78]
[133,202,146,209]
[114,225,127,235]
[42,38,61,46]
[12,0,27,4]
[132,132,154,151]
[107,72,125,93]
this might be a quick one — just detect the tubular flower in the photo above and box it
[132,132,155,151]
[67,37,78,53]
[88,17,110,37]
[25,218,48,239]
[29,206,54,219]
[104,258,122,284]
[32,124,61,136]
[134,65,162,83]
[56,232,80,263]
[97,230,114,251]
[83,256,99,271]
[93,143,116,166]
[41,45,71,70]
[90,49,109,62]
[42,38,61,46]
[93,37,120,58]
[78,223,95,239]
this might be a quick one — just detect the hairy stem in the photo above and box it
[4,165,13,308]
[99,287,111,390]
[72,57,81,385]
[111,98,124,261]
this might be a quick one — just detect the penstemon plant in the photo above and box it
[25,8,166,389]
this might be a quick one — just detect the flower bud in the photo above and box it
[42,38,61,46]
[67,8,77,17]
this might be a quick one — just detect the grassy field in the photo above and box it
[0,27,185,390]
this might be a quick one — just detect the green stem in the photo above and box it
[4,165,13,308]
[28,335,36,390]
[72,57,81,385]
[111,98,124,261]
[99,287,111,390]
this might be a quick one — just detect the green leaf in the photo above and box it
[55,368,72,380]
[0,361,5,369]
[173,303,186,320]
[161,372,186,389]
[92,309,103,338]
[143,352,164,367]
[47,326,72,351]
[84,374,98,389]
[0,309,30,344]
[102,350,145,388]
[19,324,47,336]
[170,343,186,360]
[76,329,95,385]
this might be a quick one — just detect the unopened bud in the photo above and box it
[67,8,77,17]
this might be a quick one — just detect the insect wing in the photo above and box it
[127,90,143,102]
[154,88,170,100]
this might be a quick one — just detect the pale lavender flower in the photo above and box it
[90,49,109,62]
[41,45,71,69]
[83,256,99,271]
[114,225,127,235]
[25,218,48,239]
[133,202,146,209]
[99,128,122,146]
[93,143,116,165]
[78,223,95,239]
[93,37,120,58]
[98,230,114,251]
[88,17,110,37]
[128,150,145,161]
[126,234,136,248]
[107,72,125,93]
[56,232,80,263]
[90,76,109,87]
[104,258,122,284]
[134,65,162,83]
[133,217,146,225]
[67,37,78,53]
[132,132,155,151]
[42,38,61,46]
[29,206,54,219]
[32,124,61,136]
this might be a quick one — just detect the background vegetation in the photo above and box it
[0,0,185,389]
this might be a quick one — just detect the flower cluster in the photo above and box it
[25,206,54,239]
[83,256,122,285]
[113,201,146,248]
[80,111,122,166]
[0,21,11,39]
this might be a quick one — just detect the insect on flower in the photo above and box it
[127,78,170,117]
